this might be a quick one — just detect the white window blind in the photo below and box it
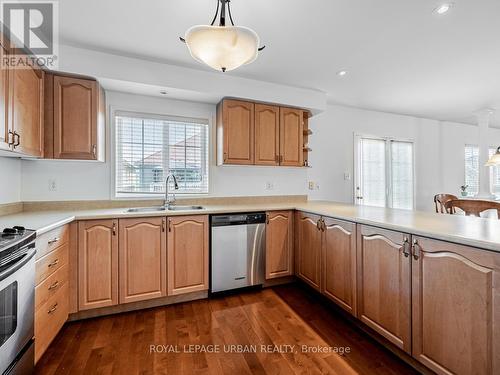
[355,136,414,210]
[115,112,209,195]
[464,145,500,197]
[359,138,386,207]
[464,145,479,196]
[391,141,414,209]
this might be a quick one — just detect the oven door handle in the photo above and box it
[0,247,36,282]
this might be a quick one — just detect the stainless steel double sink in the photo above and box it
[126,205,204,213]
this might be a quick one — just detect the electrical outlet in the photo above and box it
[344,172,351,181]
[48,179,57,191]
[308,181,315,190]
[265,182,274,190]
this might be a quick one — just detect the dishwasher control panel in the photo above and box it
[211,213,266,226]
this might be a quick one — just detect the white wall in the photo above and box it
[17,98,500,209]
[0,158,22,204]
[307,104,500,211]
[21,91,308,201]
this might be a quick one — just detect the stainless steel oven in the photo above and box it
[0,228,36,375]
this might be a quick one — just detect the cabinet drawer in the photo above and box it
[35,283,69,363]
[35,263,68,311]
[35,243,68,285]
[36,225,69,260]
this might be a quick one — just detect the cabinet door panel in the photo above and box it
[167,215,209,295]
[222,99,254,164]
[266,211,293,279]
[412,237,500,375]
[296,212,322,290]
[279,107,303,166]
[9,63,43,157]
[255,104,279,165]
[119,217,166,304]
[53,76,97,159]
[322,218,357,315]
[78,220,118,310]
[357,225,411,353]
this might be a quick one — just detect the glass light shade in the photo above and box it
[184,25,260,72]
[486,148,500,166]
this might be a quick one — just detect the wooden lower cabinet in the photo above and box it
[411,237,500,375]
[356,225,411,353]
[167,215,209,295]
[296,212,322,291]
[265,211,293,279]
[78,220,118,310]
[34,234,69,363]
[119,217,166,303]
[322,218,357,315]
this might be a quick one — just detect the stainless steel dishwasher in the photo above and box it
[210,213,266,293]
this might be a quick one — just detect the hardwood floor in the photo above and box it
[35,284,419,375]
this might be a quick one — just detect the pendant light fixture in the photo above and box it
[486,147,500,166]
[180,0,265,72]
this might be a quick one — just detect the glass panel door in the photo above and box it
[356,137,387,207]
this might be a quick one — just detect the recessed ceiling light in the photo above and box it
[337,70,348,77]
[159,90,168,95]
[434,3,453,15]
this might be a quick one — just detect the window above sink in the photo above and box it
[114,111,209,198]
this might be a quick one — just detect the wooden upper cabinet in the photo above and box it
[265,211,293,279]
[119,217,166,304]
[411,237,500,375]
[279,107,303,166]
[0,41,9,151]
[296,212,322,291]
[167,215,209,296]
[255,104,279,166]
[52,75,100,160]
[78,220,118,311]
[322,218,357,315]
[357,225,411,353]
[8,58,43,157]
[218,99,254,165]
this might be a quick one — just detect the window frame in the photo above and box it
[353,133,416,210]
[111,109,211,199]
[464,144,500,198]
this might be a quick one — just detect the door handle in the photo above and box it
[412,239,420,260]
[266,214,269,224]
[13,131,20,148]
[401,237,410,257]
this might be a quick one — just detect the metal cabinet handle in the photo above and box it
[316,219,320,230]
[48,303,58,314]
[168,219,172,232]
[92,144,97,158]
[13,131,20,148]
[412,239,420,260]
[48,237,59,245]
[48,280,60,290]
[266,214,269,224]
[112,222,116,236]
[401,237,410,258]
[48,259,59,268]
[162,219,166,232]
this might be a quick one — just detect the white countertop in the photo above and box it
[1,200,500,253]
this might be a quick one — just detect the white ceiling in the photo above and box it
[59,0,500,125]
